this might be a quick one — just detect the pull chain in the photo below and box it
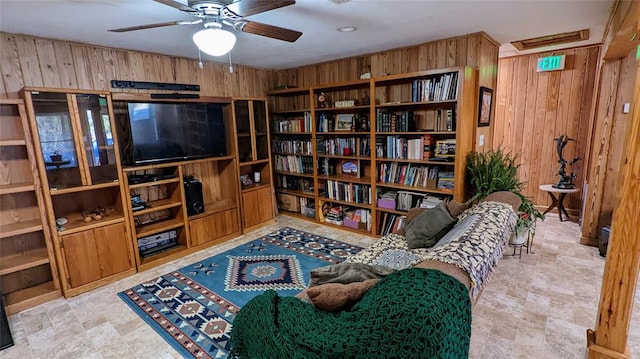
[198,49,203,69]
[228,51,234,74]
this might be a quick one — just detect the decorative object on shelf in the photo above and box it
[357,113,370,132]
[361,94,370,106]
[317,92,327,108]
[477,86,493,127]
[360,65,371,79]
[55,217,68,231]
[553,134,580,189]
[334,100,356,108]
[82,206,107,222]
[49,151,62,162]
[253,171,261,183]
[340,160,360,177]
[240,174,253,186]
[335,114,353,131]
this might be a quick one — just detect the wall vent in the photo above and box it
[511,29,589,51]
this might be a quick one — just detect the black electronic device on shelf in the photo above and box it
[128,173,176,184]
[184,176,205,216]
[130,195,149,212]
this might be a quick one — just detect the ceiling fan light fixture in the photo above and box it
[337,26,357,33]
[193,28,237,56]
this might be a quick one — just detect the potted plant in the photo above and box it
[466,147,545,245]
[512,198,545,245]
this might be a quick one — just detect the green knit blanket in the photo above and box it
[229,268,471,359]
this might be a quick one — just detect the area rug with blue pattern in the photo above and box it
[118,227,362,359]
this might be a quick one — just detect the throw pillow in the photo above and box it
[405,202,457,249]
[306,279,379,312]
[446,200,469,218]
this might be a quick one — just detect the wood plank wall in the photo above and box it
[581,50,638,246]
[0,33,278,99]
[493,45,600,213]
[272,32,499,150]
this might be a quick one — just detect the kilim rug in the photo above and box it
[118,227,362,359]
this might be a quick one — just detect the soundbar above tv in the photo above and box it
[113,100,227,166]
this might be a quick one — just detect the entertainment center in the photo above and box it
[6,89,264,302]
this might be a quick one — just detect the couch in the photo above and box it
[229,193,519,358]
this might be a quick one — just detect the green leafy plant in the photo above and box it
[466,147,524,202]
[466,147,544,232]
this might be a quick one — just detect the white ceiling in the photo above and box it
[0,0,613,70]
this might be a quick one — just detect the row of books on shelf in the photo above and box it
[376,110,414,132]
[412,71,458,102]
[271,112,312,133]
[377,190,445,212]
[376,135,435,160]
[424,109,456,132]
[274,155,314,174]
[317,137,358,156]
[378,163,439,187]
[378,212,406,236]
[272,139,313,155]
[276,175,313,193]
[319,201,372,232]
[324,180,372,204]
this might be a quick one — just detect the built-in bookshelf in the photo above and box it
[267,67,478,237]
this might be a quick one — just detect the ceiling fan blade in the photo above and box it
[226,0,295,17]
[153,0,196,12]
[238,20,302,42]
[109,20,199,33]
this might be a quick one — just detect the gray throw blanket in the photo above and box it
[309,262,395,287]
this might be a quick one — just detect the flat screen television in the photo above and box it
[114,101,227,166]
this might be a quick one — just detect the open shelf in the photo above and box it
[376,182,454,195]
[272,152,313,157]
[189,199,238,220]
[376,131,456,135]
[315,105,371,112]
[321,220,371,236]
[376,207,411,216]
[49,181,120,195]
[0,248,50,275]
[317,154,368,160]
[241,182,271,193]
[0,139,26,146]
[239,159,270,166]
[376,157,456,165]
[271,132,313,136]
[139,244,187,266]
[3,281,60,315]
[276,188,315,199]
[0,219,43,239]
[319,197,372,209]
[132,199,183,216]
[278,209,315,222]
[375,99,457,109]
[274,170,314,178]
[318,175,372,185]
[136,217,184,238]
[57,212,126,236]
[0,182,35,195]
[128,177,181,189]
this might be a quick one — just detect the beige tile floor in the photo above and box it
[1,215,639,359]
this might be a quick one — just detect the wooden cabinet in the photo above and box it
[60,223,131,288]
[0,99,60,314]
[189,209,240,247]
[267,67,478,237]
[22,89,135,296]
[233,99,275,231]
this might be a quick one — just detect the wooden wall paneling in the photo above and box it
[34,39,61,88]
[15,36,43,90]
[597,53,638,234]
[466,35,479,68]
[126,51,146,92]
[588,50,640,359]
[52,42,78,89]
[512,56,530,175]
[111,50,132,91]
[70,44,93,90]
[581,60,621,245]
[0,35,21,97]
[456,37,468,67]
[520,56,539,198]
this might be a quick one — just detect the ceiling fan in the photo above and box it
[109,0,302,56]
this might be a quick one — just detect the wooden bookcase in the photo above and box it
[232,98,275,232]
[22,89,136,297]
[115,95,242,272]
[267,67,478,237]
[0,99,61,314]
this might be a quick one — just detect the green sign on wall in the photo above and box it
[537,55,566,72]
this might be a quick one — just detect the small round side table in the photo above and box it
[539,184,580,222]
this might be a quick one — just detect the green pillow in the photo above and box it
[405,202,457,249]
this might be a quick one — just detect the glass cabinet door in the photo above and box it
[32,92,83,190]
[253,101,269,161]
[234,100,254,163]
[75,94,118,184]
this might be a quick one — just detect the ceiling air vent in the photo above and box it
[511,29,589,51]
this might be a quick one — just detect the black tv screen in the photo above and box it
[117,102,227,165]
